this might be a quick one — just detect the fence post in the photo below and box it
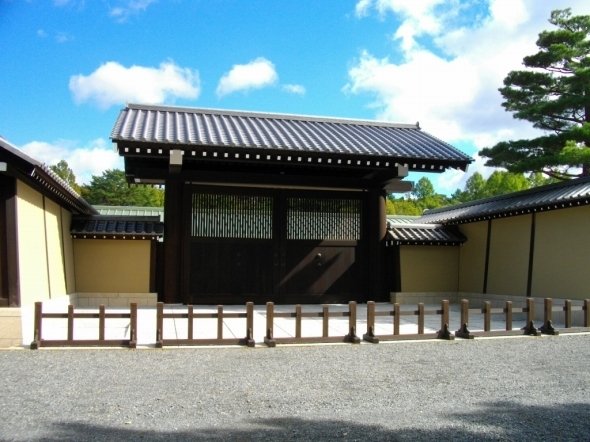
[187,305,194,340]
[156,302,164,348]
[129,303,137,349]
[322,305,329,338]
[540,298,558,335]
[455,299,473,339]
[505,301,513,331]
[417,303,424,335]
[30,302,42,349]
[394,303,400,335]
[239,302,255,348]
[99,305,105,342]
[295,304,302,339]
[363,301,379,343]
[217,305,224,339]
[437,300,454,340]
[563,300,572,328]
[345,301,361,343]
[522,298,541,336]
[482,301,491,332]
[264,302,276,347]
[67,304,74,343]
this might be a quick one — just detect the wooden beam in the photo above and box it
[0,176,20,306]
[163,178,183,304]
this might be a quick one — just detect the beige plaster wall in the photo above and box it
[16,180,50,305]
[531,205,590,300]
[486,215,531,296]
[457,222,487,293]
[15,180,73,305]
[400,245,459,292]
[44,198,67,296]
[61,208,76,293]
[73,239,152,293]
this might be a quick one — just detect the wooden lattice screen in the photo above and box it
[191,193,273,239]
[287,197,361,240]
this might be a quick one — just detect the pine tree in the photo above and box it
[480,9,590,179]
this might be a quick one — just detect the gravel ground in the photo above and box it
[0,334,589,441]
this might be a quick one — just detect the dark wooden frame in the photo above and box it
[172,184,383,305]
[264,301,361,346]
[362,300,454,343]
[30,302,138,349]
[155,302,255,347]
[0,175,19,306]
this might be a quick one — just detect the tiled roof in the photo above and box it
[94,205,164,222]
[0,137,96,215]
[386,222,466,246]
[71,216,164,240]
[419,176,590,225]
[111,104,471,172]
[386,215,421,224]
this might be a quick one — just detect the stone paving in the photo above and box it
[19,301,582,348]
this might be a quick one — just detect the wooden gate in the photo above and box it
[186,186,366,304]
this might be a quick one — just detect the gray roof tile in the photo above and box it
[419,176,590,224]
[71,216,164,239]
[111,104,472,172]
[0,137,96,215]
[386,223,466,246]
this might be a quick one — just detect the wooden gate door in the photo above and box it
[187,187,275,304]
[187,187,366,304]
[277,192,366,304]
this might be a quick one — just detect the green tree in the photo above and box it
[484,171,529,196]
[412,177,435,200]
[50,160,81,194]
[81,169,164,206]
[452,172,486,203]
[480,9,590,179]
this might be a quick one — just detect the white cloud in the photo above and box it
[109,0,156,23]
[355,0,373,17]
[216,58,278,97]
[282,84,306,95]
[69,61,200,109]
[20,139,123,185]
[348,0,590,148]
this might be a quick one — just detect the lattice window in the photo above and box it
[191,193,273,239]
[287,198,361,240]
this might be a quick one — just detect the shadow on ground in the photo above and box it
[40,401,589,441]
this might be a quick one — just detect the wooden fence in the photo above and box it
[155,302,255,347]
[30,302,137,349]
[454,298,590,338]
[362,300,454,343]
[29,298,589,349]
[264,301,361,347]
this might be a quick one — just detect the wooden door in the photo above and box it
[186,187,366,304]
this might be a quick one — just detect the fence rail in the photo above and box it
[363,300,454,343]
[29,297,589,349]
[30,302,137,349]
[454,298,589,338]
[264,301,361,347]
[155,302,255,347]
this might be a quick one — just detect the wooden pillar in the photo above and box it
[367,187,387,301]
[0,175,19,306]
[163,178,183,304]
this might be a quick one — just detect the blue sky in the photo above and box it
[1,0,589,192]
